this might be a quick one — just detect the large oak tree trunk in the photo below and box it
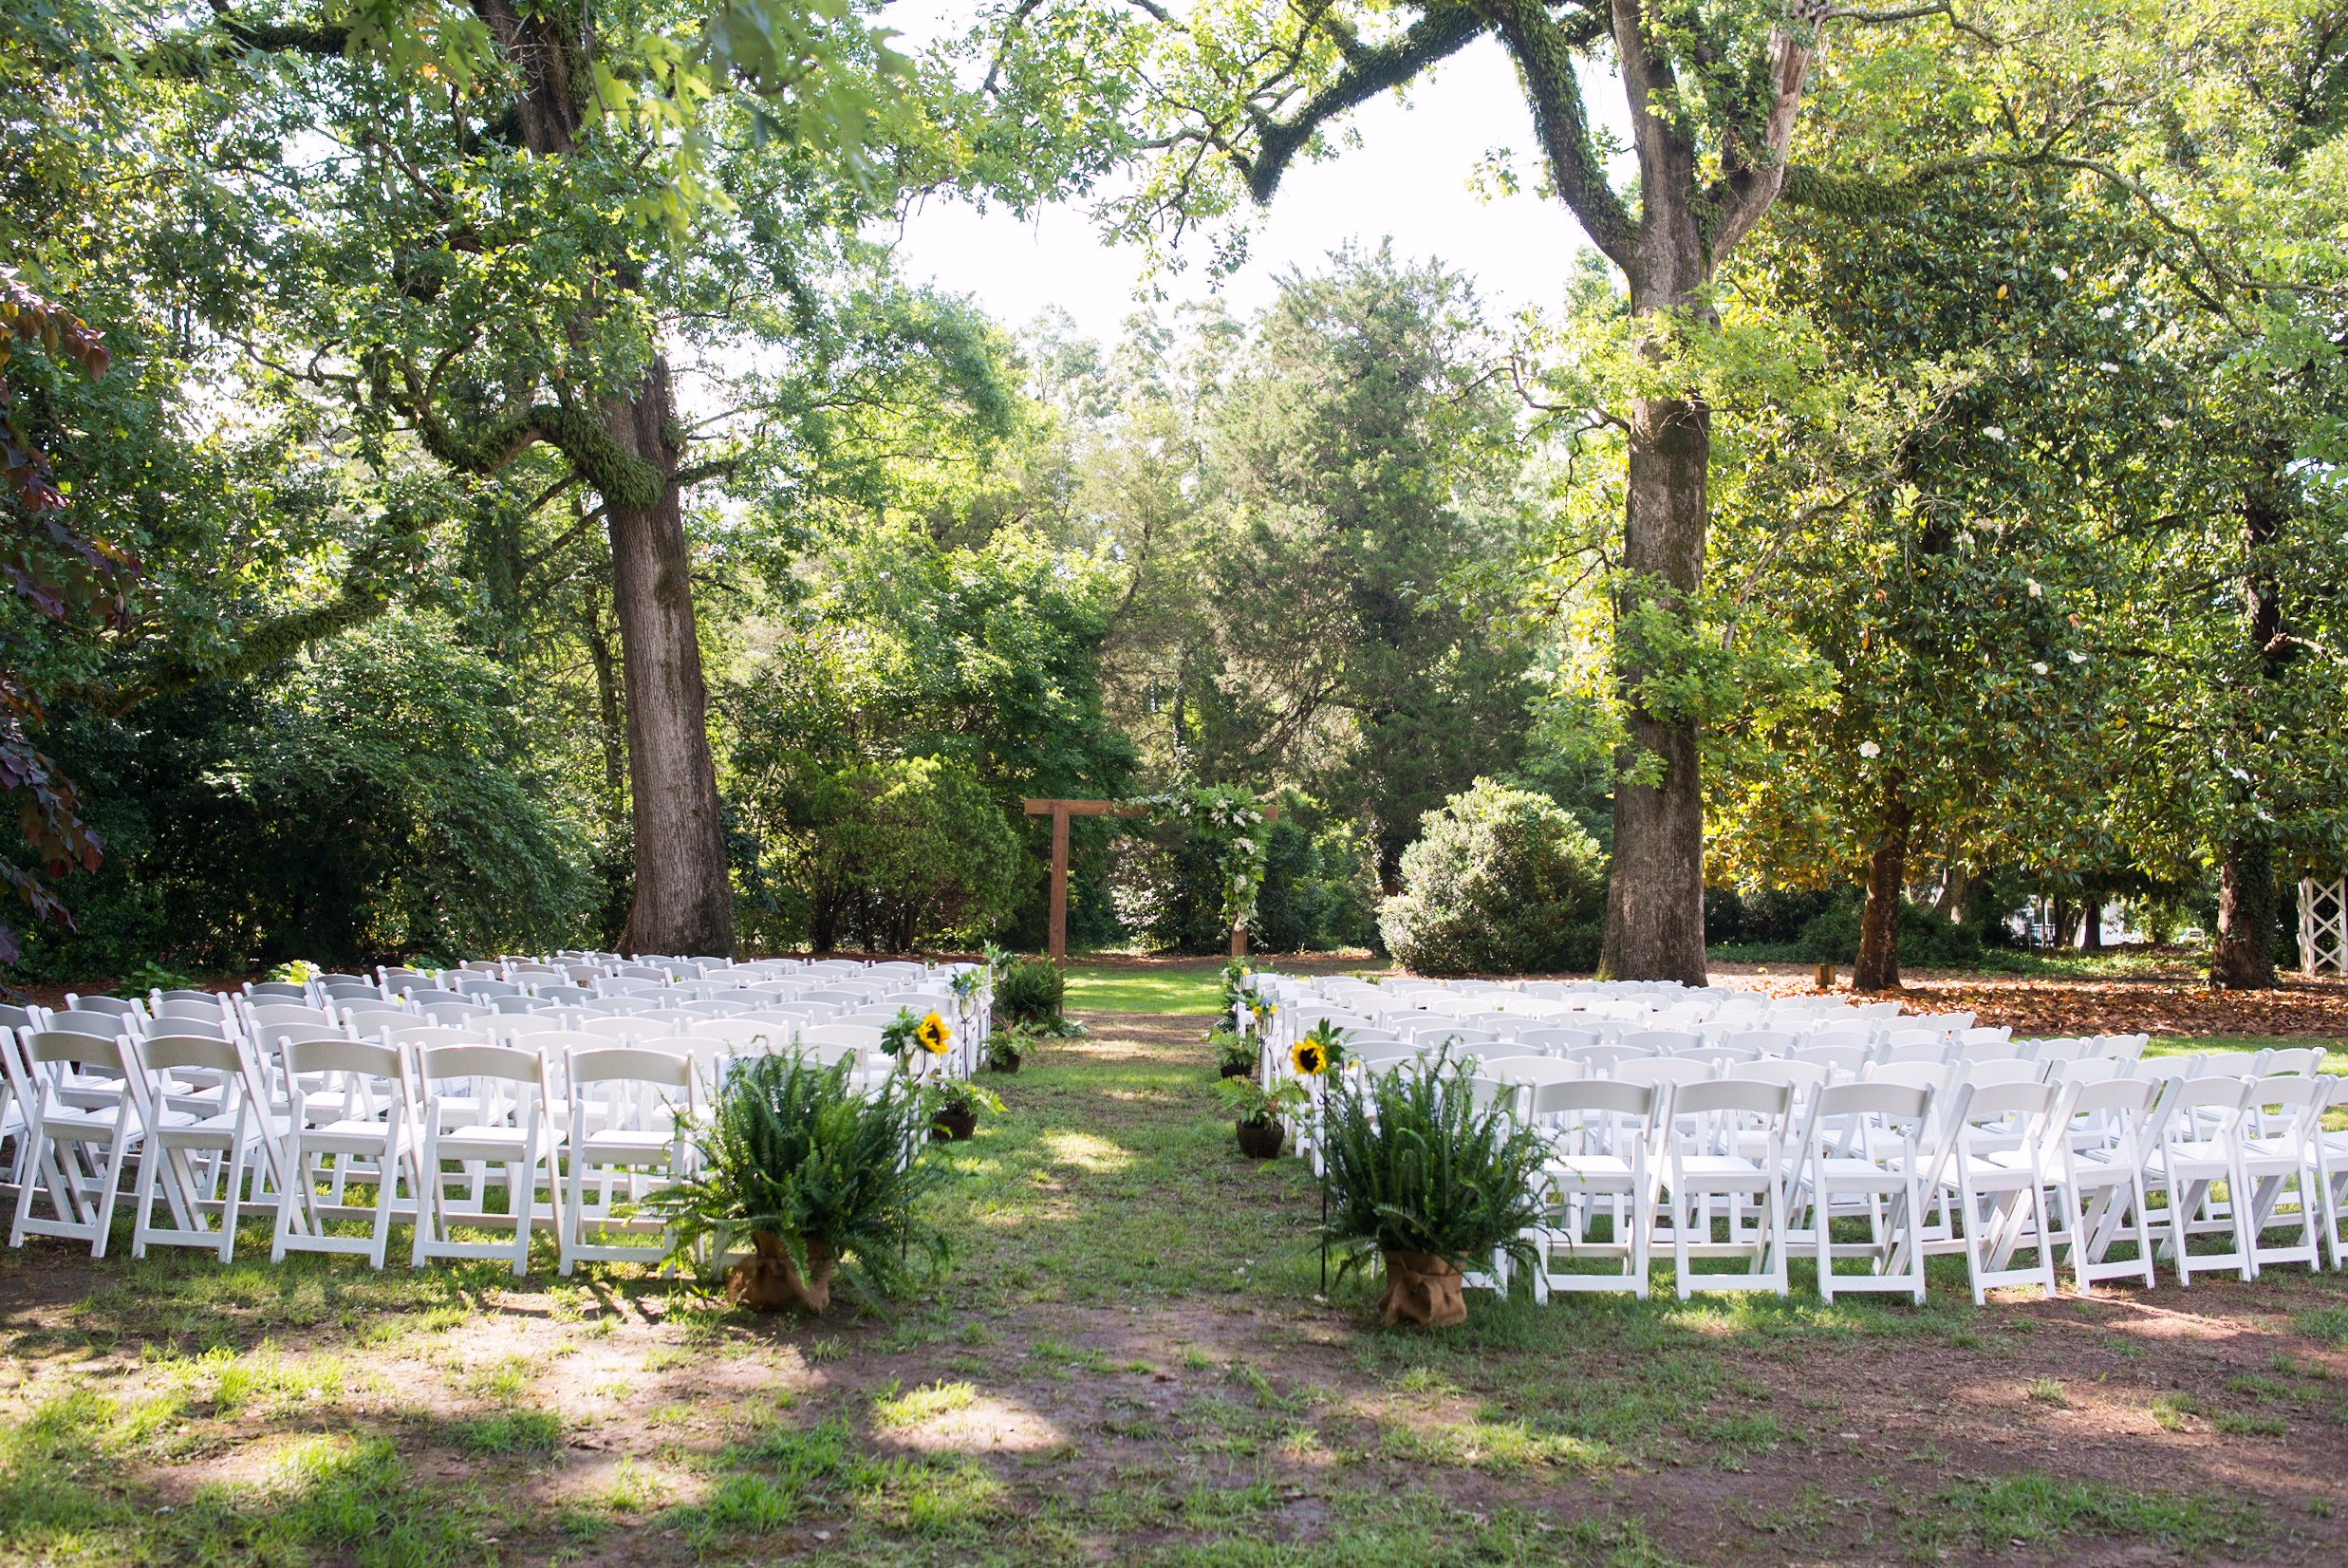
[608,363,735,957]
[1853,775,1911,992]
[481,0,735,957]
[1597,387,1712,984]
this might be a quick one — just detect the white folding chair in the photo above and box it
[1800,1080,1934,1302]
[559,1046,698,1275]
[1660,1078,1794,1298]
[408,1044,562,1276]
[1526,1079,1664,1299]
[130,1035,287,1261]
[2238,1074,2328,1277]
[2143,1076,2255,1285]
[2316,1075,2348,1271]
[2046,1077,2160,1293]
[1945,1080,2059,1303]
[6,1028,152,1256]
[271,1037,417,1269]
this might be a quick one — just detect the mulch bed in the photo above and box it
[1706,965,2348,1038]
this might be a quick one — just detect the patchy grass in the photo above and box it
[1912,1473,2260,1556]
[449,1407,565,1454]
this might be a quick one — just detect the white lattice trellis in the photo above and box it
[2301,877,2347,977]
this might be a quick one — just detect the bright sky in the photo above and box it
[880,25,1612,345]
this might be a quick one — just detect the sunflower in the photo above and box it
[1290,1038,1328,1077]
[915,1011,952,1055]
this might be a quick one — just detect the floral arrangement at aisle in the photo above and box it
[1207,1024,1256,1079]
[926,1076,1005,1142]
[1290,1017,1347,1079]
[882,1005,953,1073]
[984,1022,1034,1073]
[1127,785,1272,938]
[1214,1073,1308,1159]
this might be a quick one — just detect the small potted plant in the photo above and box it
[1213,1074,1307,1159]
[984,1023,1033,1073]
[1208,1026,1255,1080]
[1321,1048,1546,1328]
[928,1076,1006,1142]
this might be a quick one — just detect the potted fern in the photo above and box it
[984,1023,1034,1074]
[654,1052,947,1316]
[1320,1050,1546,1328]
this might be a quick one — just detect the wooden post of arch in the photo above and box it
[1022,797,1279,962]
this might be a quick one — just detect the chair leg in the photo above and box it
[88,1133,134,1260]
[1814,1167,1836,1303]
[131,1136,162,1260]
[509,1160,531,1278]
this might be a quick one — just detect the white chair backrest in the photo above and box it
[2044,1056,2133,1087]
[248,1002,334,1029]
[1791,1042,1871,1075]
[1612,1056,1714,1090]
[45,1011,132,1042]
[691,1017,796,1050]
[2187,1049,2260,1079]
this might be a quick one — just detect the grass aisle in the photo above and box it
[0,981,2345,1565]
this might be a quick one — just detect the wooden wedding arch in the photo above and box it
[1022,797,1280,962]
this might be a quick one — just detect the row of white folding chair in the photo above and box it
[1473,1068,1940,1301]
[1463,1052,2345,1301]
[1888,1065,2339,1293]
[9,1022,708,1274]
[1484,1075,1798,1301]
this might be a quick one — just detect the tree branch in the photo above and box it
[1478,0,1633,265]
[1241,4,1490,204]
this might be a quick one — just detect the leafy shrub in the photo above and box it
[1377,779,1607,976]
[1114,798,1378,954]
[1705,886,1838,947]
[1320,1051,1547,1276]
[992,954,1065,1028]
[1795,889,1985,967]
[736,754,1027,953]
[19,614,593,977]
[655,1052,947,1307]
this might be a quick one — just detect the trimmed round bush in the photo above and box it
[1377,780,1607,976]
[993,954,1067,1027]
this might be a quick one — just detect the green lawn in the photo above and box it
[1059,959,1229,1016]
[2148,1036,2348,1072]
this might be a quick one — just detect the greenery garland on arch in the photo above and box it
[1123,785,1272,935]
